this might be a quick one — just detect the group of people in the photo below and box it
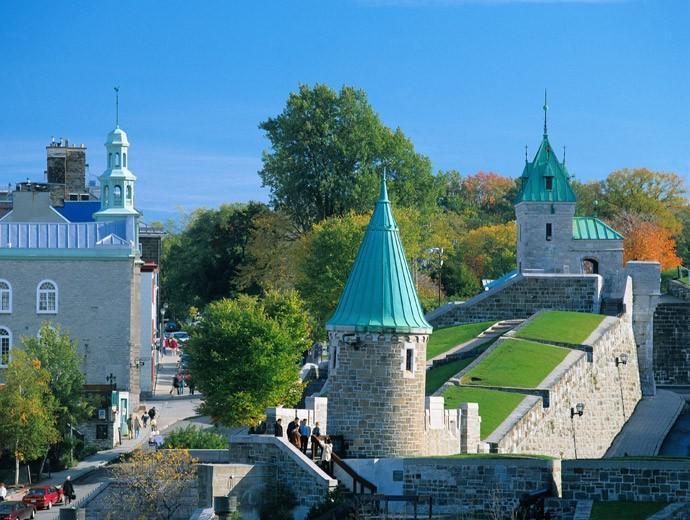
[274,418,333,473]
[170,374,195,395]
[161,336,179,356]
[126,406,159,440]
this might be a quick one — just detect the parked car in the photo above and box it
[0,502,35,520]
[164,321,180,333]
[172,331,190,344]
[21,485,63,510]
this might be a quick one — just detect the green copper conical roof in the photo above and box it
[326,177,432,334]
[516,134,576,203]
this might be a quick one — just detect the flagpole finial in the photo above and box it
[114,86,120,127]
[543,89,548,137]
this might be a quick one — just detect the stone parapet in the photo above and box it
[668,279,690,301]
[561,459,690,503]
[653,298,690,385]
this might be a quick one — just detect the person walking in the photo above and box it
[178,376,186,396]
[299,419,311,455]
[274,418,284,437]
[126,415,133,440]
[0,482,6,502]
[321,437,333,475]
[150,417,158,431]
[290,425,301,450]
[141,413,149,428]
[286,417,298,441]
[169,374,180,395]
[133,415,141,439]
[63,475,75,505]
[188,377,196,395]
[148,407,156,422]
[312,422,322,458]
[163,336,169,356]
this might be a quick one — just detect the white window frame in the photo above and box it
[36,279,58,314]
[0,327,11,367]
[401,342,416,377]
[0,280,11,313]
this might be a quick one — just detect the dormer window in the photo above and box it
[545,177,553,191]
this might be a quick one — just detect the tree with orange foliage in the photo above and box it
[614,212,682,269]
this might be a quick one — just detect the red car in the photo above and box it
[0,501,35,520]
[21,485,63,510]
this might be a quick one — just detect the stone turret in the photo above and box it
[326,175,432,458]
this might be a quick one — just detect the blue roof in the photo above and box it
[55,201,100,223]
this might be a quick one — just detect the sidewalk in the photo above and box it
[605,389,685,457]
[7,352,201,500]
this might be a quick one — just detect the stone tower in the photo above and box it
[93,125,139,244]
[515,100,577,274]
[326,176,433,458]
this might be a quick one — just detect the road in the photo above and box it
[33,469,110,519]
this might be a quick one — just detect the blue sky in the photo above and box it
[1,0,689,222]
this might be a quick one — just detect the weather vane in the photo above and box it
[114,86,120,127]
[543,89,548,136]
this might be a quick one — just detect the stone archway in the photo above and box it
[583,258,599,274]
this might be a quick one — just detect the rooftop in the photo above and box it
[572,216,624,240]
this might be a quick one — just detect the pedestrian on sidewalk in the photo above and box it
[0,482,6,502]
[299,419,311,455]
[312,422,322,458]
[150,417,158,431]
[290,425,301,450]
[133,415,141,438]
[274,418,283,437]
[178,376,185,395]
[189,377,196,395]
[63,476,75,505]
[142,413,149,428]
[286,417,298,442]
[170,375,179,395]
[127,415,133,440]
[148,407,156,420]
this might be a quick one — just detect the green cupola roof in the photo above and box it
[326,176,433,334]
[516,96,576,204]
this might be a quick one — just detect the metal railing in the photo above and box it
[310,435,377,494]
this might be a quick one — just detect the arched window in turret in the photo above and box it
[114,185,122,206]
[123,153,127,168]
[115,153,121,167]
[103,186,110,207]
[108,153,113,168]
[126,185,132,201]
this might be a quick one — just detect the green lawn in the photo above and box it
[427,321,496,360]
[589,501,666,520]
[425,341,496,395]
[514,310,605,345]
[442,386,527,439]
[461,338,569,388]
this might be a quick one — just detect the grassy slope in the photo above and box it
[427,321,496,360]
[425,341,496,395]
[442,386,527,439]
[461,338,569,388]
[515,310,605,345]
[589,501,666,520]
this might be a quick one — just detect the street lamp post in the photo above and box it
[616,353,629,420]
[570,402,585,459]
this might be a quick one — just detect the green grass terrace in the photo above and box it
[514,310,605,345]
[442,386,527,439]
[426,321,496,360]
[461,338,569,388]
[425,341,495,394]
[589,501,666,520]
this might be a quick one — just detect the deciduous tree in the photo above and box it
[0,350,59,485]
[614,213,682,269]
[187,290,310,426]
[457,222,517,280]
[109,449,197,519]
[259,83,440,231]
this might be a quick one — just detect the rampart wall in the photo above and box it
[654,281,690,385]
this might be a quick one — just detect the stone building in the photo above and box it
[0,123,155,447]
[326,176,458,458]
[516,106,624,284]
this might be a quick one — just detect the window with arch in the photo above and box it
[114,185,122,206]
[37,280,58,314]
[103,185,110,207]
[108,153,113,168]
[126,185,132,201]
[123,153,127,168]
[0,327,10,366]
[115,153,121,167]
[0,280,11,313]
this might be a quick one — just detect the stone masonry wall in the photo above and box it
[488,315,641,459]
[328,330,428,458]
[561,459,690,502]
[428,274,601,328]
[228,435,337,511]
[402,457,560,518]
[653,298,690,385]
[668,279,690,301]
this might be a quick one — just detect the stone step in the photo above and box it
[572,499,593,520]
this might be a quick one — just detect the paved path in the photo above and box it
[605,389,685,457]
[6,352,201,504]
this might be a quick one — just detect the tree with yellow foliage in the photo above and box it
[0,350,59,485]
[109,449,197,519]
